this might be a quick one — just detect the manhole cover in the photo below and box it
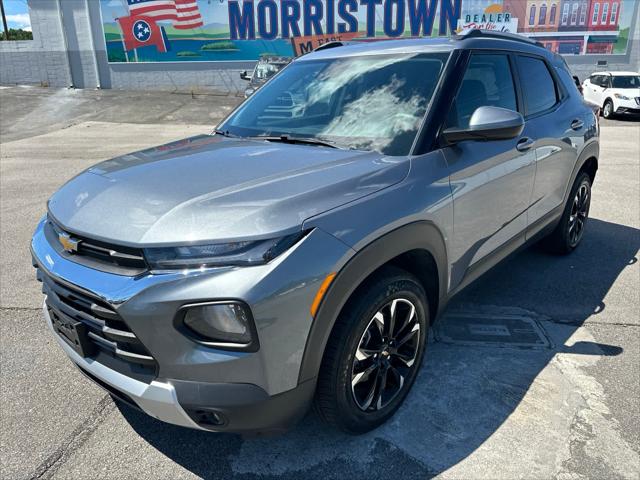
[434,312,552,349]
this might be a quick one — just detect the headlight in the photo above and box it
[179,302,257,350]
[614,94,631,100]
[144,231,306,270]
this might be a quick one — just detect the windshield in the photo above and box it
[612,76,640,89]
[222,52,449,155]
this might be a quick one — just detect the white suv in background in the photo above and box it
[582,71,640,119]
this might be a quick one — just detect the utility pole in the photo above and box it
[1,0,10,40]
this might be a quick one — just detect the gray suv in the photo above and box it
[31,31,599,434]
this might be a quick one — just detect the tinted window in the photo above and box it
[517,56,558,115]
[612,75,640,88]
[224,53,448,155]
[446,54,517,129]
[592,75,610,88]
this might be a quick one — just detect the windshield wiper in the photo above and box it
[214,129,238,138]
[249,134,340,149]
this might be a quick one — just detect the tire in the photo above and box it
[314,266,429,434]
[602,99,614,119]
[543,172,592,254]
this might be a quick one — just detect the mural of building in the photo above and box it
[589,0,622,31]
[516,0,624,55]
[503,0,528,21]
[524,1,562,33]
[587,0,622,53]
[558,0,590,32]
[0,0,638,91]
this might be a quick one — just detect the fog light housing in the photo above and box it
[179,302,258,351]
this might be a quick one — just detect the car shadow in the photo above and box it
[116,218,638,479]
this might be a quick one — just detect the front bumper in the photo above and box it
[615,107,640,115]
[615,98,640,115]
[43,302,202,429]
[31,217,351,431]
[45,302,316,432]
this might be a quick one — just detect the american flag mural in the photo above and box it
[126,0,204,29]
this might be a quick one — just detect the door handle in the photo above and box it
[516,137,534,152]
[571,119,584,130]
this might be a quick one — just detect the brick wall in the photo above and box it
[0,0,70,87]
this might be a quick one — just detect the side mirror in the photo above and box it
[442,106,525,144]
[240,71,250,81]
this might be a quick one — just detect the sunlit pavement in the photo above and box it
[1,87,638,479]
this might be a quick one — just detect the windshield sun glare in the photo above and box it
[222,52,450,155]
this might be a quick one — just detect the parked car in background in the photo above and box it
[240,56,292,97]
[32,31,599,435]
[573,75,583,95]
[582,71,640,118]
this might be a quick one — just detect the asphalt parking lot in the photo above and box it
[1,86,639,480]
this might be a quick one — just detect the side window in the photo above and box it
[516,56,558,116]
[446,54,517,129]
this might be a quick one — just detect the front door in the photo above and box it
[588,74,607,107]
[442,52,537,289]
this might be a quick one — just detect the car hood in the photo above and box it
[48,135,408,246]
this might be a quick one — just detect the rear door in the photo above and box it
[443,52,537,288]
[514,54,582,229]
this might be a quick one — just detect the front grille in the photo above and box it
[37,269,157,381]
[45,219,148,276]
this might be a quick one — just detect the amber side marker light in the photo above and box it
[310,272,337,318]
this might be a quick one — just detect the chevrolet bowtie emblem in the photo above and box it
[58,232,80,253]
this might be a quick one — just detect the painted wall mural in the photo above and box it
[99,0,636,63]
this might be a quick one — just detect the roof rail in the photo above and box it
[455,29,545,48]
[314,41,345,52]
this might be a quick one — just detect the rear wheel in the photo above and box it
[602,99,614,119]
[543,172,592,254]
[314,267,428,434]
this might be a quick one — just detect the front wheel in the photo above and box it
[314,267,428,434]
[543,172,592,254]
[602,100,614,119]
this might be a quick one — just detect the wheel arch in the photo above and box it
[298,221,448,384]
[563,140,599,206]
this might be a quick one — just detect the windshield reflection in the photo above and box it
[223,52,449,155]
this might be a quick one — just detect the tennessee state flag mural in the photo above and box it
[117,15,170,53]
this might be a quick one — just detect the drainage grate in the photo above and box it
[434,312,552,349]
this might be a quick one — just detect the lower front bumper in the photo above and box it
[44,302,204,430]
[615,106,640,115]
[44,302,316,433]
